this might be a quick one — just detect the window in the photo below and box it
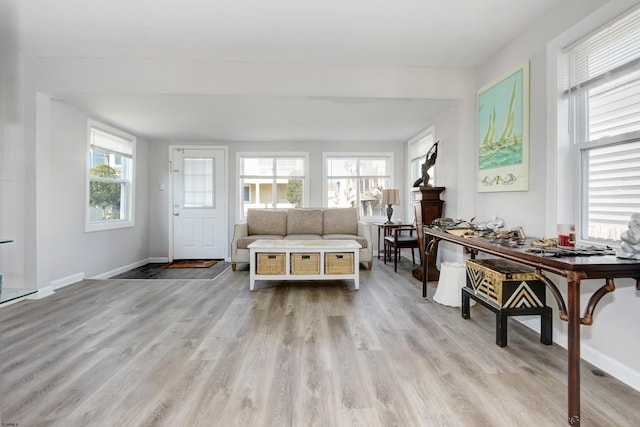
[563,6,640,243]
[86,120,135,231]
[238,154,308,218]
[183,158,214,208]
[243,185,251,202]
[325,153,392,219]
[409,128,436,186]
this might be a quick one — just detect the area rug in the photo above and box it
[109,261,230,280]
[164,260,217,268]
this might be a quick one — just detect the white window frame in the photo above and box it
[85,119,136,232]
[323,152,394,221]
[237,152,309,221]
[562,5,640,245]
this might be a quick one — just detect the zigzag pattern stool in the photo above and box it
[462,258,552,347]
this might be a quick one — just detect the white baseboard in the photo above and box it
[28,259,168,300]
[517,316,541,331]
[91,258,154,279]
[51,273,85,290]
[35,286,55,298]
[515,317,640,392]
[551,327,640,393]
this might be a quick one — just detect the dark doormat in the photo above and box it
[109,261,230,280]
[164,260,218,268]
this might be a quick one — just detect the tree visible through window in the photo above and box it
[325,154,392,218]
[90,164,121,219]
[86,120,135,231]
[238,155,307,217]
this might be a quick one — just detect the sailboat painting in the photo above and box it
[477,61,529,192]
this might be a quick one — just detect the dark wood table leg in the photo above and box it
[496,312,508,347]
[462,288,471,319]
[422,236,437,298]
[377,225,382,260]
[422,239,428,298]
[567,273,582,426]
[541,306,553,345]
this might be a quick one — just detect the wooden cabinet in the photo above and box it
[411,186,445,282]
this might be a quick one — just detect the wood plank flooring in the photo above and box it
[1,259,639,426]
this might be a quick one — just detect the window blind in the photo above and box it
[585,140,640,240]
[588,68,640,140]
[564,5,640,242]
[91,127,133,157]
[564,5,640,93]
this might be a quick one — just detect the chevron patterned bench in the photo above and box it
[462,258,552,347]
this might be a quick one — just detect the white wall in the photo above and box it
[47,99,151,283]
[474,0,609,237]
[147,139,409,259]
[473,0,640,392]
[0,0,26,290]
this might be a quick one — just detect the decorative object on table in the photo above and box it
[511,226,526,241]
[477,60,529,193]
[529,237,558,248]
[412,141,439,187]
[481,229,526,246]
[558,223,576,247]
[430,217,461,229]
[381,189,400,224]
[486,215,505,231]
[526,245,615,257]
[617,213,640,259]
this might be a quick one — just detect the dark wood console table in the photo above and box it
[422,227,640,426]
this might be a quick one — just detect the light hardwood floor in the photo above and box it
[1,259,639,426]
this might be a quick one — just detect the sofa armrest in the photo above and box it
[358,221,371,240]
[357,221,372,242]
[231,223,248,253]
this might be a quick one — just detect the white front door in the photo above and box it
[171,148,228,260]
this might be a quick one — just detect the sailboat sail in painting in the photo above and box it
[477,61,529,192]
[479,79,522,169]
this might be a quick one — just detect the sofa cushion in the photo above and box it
[287,209,323,236]
[283,234,324,241]
[322,234,368,248]
[247,209,287,236]
[323,208,358,235]
[236,235,284,250]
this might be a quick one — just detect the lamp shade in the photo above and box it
[381,189,400,205]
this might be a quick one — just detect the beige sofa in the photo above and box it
[231,207,373,271]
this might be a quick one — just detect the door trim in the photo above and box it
[168,144,229,262]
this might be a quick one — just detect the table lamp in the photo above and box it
[381,189,400,224]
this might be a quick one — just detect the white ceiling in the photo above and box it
[15,0,561,142]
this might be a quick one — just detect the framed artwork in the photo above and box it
[477,60,529,192]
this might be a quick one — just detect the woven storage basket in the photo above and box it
[291,253,320,275]
[325,252,354,274]
[256,253,285,275]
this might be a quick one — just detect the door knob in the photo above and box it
[173,212,180,216]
